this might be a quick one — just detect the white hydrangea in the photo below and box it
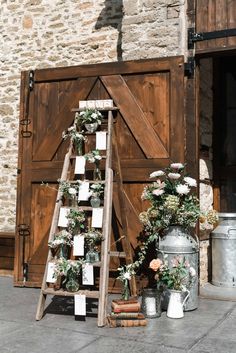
[149,170,165,178]
[68,187,77,195]
[184,177,197,187]
[176,184,190,195]
[170,163,184,169]
[168,173,181,179]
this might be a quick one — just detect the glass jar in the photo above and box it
[93,164,102,181]
[90,195,101,208]
[65,273,79,292]
[141,288,162,318]
[85,249,100,263]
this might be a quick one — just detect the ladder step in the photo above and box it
[109,251,126,258]
[42,288,100,298]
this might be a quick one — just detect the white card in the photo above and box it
[96,131,107,150]
[46,262,56,283]
[73,235,85,256]
[78,181,90,201]
[74,294,86,316]
[87,100,96,108]
[82,264,94,285]
[58,207,70,227]
[75,156,86,174]
[91,207,103,228]
[79,101,87,108]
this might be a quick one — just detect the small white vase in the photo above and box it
[167,290,190,319]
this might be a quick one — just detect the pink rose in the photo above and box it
[149,258,163,272]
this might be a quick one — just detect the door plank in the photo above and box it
[101,75,168,158]
[34,77,97,161]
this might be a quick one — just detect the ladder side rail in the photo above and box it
[98,168,113,327]
[36,145,72,320]
[97,111,114,326]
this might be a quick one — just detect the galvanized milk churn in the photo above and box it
[157,226,199,311]
[211,213,236,287]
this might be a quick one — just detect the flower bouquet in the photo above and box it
[117,264,136,301]
[75,109,103,132]
[62,126,87,155]
[89,183,104,207]
[85,150,103,180]
[139,163,218,235]
[66,208,86,235]
[53,258,85,292]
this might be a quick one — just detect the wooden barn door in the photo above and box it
[14,57,185,287]
[195,0,236,54]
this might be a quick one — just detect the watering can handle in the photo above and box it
[182,289,190,308]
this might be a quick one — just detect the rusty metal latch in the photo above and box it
[18,223,30,237]
[20,70,34,138]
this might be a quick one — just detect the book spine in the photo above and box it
[108,318,147,328]
[110,313,144,319]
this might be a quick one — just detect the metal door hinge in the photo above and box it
[184,57,195,78]
[29,70,34,91]
[188,27,236,49]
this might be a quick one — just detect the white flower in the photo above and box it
[168,173,181,179]
[189,267,196,277]
[184,177,197,187]
[123,272,131,280]
[94,155,102,160]
[68,187,77,195]
[176,184,190,195]
[170,163,184,169]
[152,189,164,196]
[149,170,165,178]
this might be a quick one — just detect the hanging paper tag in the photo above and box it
[78,181,90,201]
[58,207,70,227]
[75,156,86,174]
[74,294,86,316]
[82,264,94,285]
[73,235,85,256]
[96,131,107,150]
[46,262,56,283]
[91,207,103,228]
[79,101,87,108]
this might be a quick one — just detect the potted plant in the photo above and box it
[48,229,73,259]
[149,255,197,318]
[76,108,103,133]
[58,179,80,206]
[66,208,86,235]
[53,258,85,292]
[89,183,104,208]
[85,149,103,181]
[83,229,103,263]
[117,264,136,301]
[62,126,87,155]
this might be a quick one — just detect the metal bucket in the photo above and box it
[157,226,199,311]
[211,213,236,288]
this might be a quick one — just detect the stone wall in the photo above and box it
[0,0,187,232]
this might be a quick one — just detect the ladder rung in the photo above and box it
[109,251,126,258]
[42,288,100,298]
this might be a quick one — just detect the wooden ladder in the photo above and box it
[36,107,136,326]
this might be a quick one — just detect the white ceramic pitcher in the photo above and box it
[166,289,190,319]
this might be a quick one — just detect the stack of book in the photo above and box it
[107,298,147,327]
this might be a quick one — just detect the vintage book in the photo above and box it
[107,316,147,328]
[112,298,139,305]
[111,301,141,313]
[110,312,145,320]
